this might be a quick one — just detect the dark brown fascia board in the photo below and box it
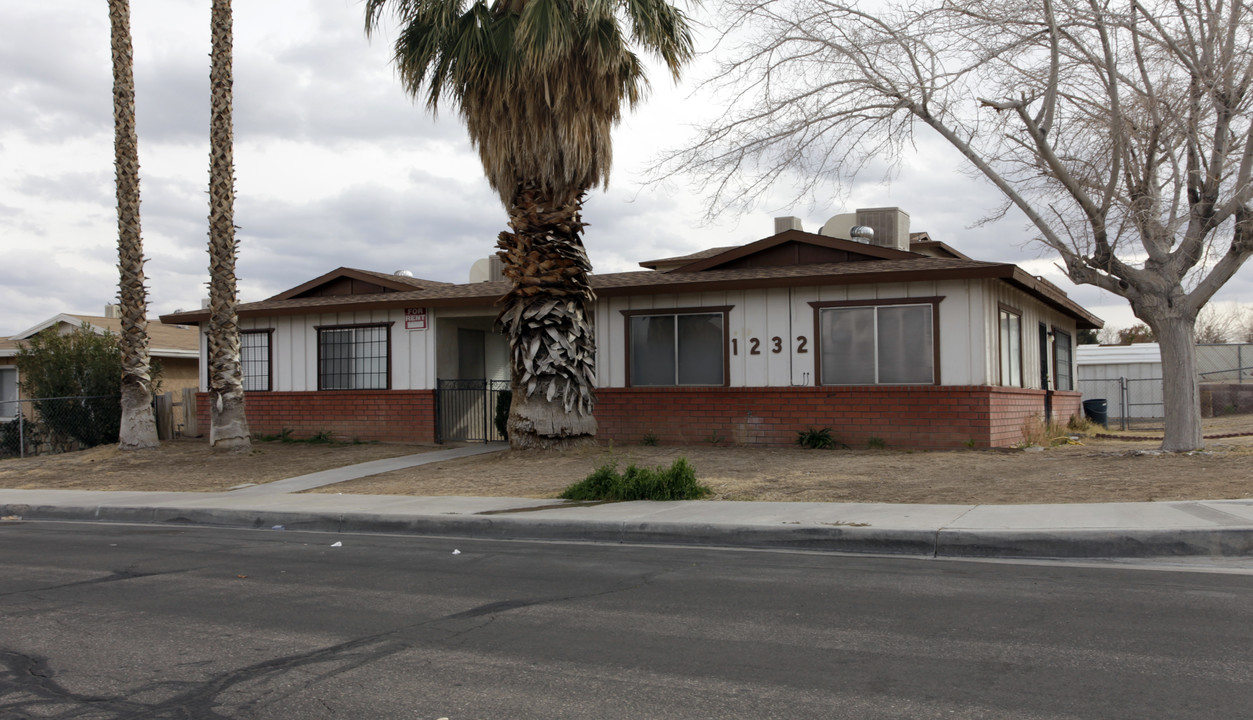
[159,283,511,325]
[909,240,971,259]
[266,267,444,301]
[596,264,1012,298]
[638,246,736,270]
[160,263,1103,329]
[1005,268,1104,329]
[668,229,919,273]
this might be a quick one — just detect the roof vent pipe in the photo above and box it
[394,270,414,277]
[849,225,875,243]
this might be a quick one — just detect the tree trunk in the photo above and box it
[207,0,250,451]
[1152,314,1204,452]
[110,0,159,451]
[496,185,598,450]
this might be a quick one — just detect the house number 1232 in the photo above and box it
[732,336,808,355]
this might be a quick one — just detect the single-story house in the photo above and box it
[0,306,201,426]
[161,207,1103,449]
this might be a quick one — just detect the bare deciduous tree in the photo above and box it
[1195,304,1243,343]
[662,0,1253,451]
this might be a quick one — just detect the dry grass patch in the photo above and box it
[0,438,433,492]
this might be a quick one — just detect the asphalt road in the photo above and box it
[1,522,1251,719]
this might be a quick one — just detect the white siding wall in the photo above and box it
[981,280,1081,390]
[222,278,1082,393]
[596,279,1004,388]
[240,308,439,391]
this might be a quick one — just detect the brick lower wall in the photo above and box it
[195,390,436,444]
[595,386,1084,450]
[195,387,1081,449]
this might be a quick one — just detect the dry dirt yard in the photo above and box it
[1,416,1250,504]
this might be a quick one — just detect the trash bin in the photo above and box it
[1082,398,1108,427]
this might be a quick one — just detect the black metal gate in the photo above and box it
[435,378,510,443]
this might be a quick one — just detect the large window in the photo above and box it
[317,324,391,390]
[241,330,272,392]
[1053,328,1073,391]
[815,301,936,385]
[0,367,17,420]
[626,309,727,386]
[999,306,1023,387]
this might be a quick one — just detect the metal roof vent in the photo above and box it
[394,270,414,277]
[849,225,875,243]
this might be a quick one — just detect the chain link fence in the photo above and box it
[1078,343,1253,431]
[1076,378,1163,431]
[1,395,121,458]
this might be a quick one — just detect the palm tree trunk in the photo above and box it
[109,0,159,451]
[496,184,598,449]
[207,0,250,451]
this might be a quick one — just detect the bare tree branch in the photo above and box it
[658,0,1253,450]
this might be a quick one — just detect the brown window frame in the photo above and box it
[314,322,394,391]
[809,296,944,386]
[1052,326,1074,391]
[620,306,733,388]
[998,303,1024,388]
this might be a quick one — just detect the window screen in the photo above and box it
[319,325,389,390]
[629,312,724,386]
[820,304,933,385]
[241,331,271,392]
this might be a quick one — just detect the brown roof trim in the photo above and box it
[1005,268,1103,329]
[267,266,451,301]
[669,229,918,273]
[909,240,971,259]
[638,246,736,270]
[160,256,1100,329]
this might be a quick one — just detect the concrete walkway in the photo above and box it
[2,443,1252,560]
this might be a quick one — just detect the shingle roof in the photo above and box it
[0,315,200,357]
[159,254,1102,329]
[64,316,199,355]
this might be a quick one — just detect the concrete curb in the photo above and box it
[5,500,1253,560]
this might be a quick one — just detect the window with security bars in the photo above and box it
[240,330,271,392]
[318,324,390,390]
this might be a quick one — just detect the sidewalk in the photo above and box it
[2,443,1252,560]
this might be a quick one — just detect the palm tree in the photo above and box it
[109,0,159,451]
[365,0,694,450]
[206,0,250,450]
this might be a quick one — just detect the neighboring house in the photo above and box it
[0,306,201,424]
[161,207,1102,449]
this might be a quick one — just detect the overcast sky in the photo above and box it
[3,0,1249,338]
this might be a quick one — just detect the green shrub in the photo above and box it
[495,389,512,440]
[796,426,837,449]
[866,437,887,449]
[640,432,659,446]
[559,457,712,501]
[12,325,154,450]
